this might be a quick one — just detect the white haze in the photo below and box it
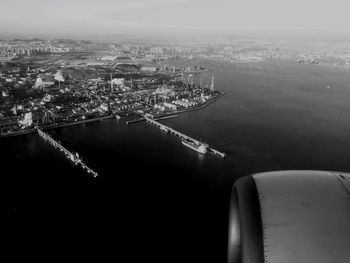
[0,0,349,37]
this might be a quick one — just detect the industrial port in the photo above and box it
[0,39,228,176]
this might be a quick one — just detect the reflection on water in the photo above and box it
[197,152,205,165]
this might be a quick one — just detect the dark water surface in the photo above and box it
[3,58,350,260]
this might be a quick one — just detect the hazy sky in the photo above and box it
[0,0,349,36]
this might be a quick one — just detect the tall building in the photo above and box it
[210,75,215,91]
[110,73,113,92]
[200,73,203,88]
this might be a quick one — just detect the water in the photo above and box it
[3,58,350,261]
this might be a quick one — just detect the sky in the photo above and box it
[0,0,349,37]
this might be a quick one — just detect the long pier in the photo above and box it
[126,114,179,125]
[37,128,98,177]
[144,116,226,158]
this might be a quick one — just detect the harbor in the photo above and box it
[144,116,226,158]
[36,127,98,178]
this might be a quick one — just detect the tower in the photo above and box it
[186,74,189,90]
[110,73,113,92]
[187,74,193,90]
[190,74,194,89]
[210,75,215,92]
[13,104,17,115]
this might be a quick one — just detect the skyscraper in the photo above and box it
[210,75,215,91]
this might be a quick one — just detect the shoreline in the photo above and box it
[169,92,225,115]
[0,92,225,139]
[0,115,114,139]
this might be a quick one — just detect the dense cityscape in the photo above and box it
[3,37,350,137]
[0,38,225,137]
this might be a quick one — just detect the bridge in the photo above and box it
[37,128,98,178]
[144,116,226,158]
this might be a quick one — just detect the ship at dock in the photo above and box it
[144,115,225,158]
[181,139,207,154]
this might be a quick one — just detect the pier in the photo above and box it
[37,128,98,177]
[126,114,178,125]
[144,116,226,158]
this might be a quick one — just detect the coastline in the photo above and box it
[0,115,114,139]
[169,92,225,115]
[0,92,225,139]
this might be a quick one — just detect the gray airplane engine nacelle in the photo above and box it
[228,171,350,263]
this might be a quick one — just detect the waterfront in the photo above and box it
[4,58,350,261]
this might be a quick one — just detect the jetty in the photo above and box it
[144,116,226,158]
[126,114,178,125]
[37,128,98,177]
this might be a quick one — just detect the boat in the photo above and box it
[181,139,207,154]
[115,114,121,120]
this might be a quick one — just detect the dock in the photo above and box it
[37,128,98,177]
[126,114,178,125]
[144,116,226,158]
[207,148,226,158]
[155,115,179,121]
[126,118,145,125]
